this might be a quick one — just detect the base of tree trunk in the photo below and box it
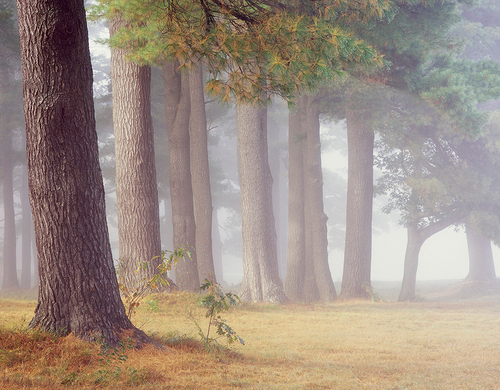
[440,279,500,301]
[28,319,164,349]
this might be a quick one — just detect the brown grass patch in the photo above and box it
[2,293,500,389]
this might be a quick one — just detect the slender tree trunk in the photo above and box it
[340,93,374,300]
[398,224,424,301]
[398,213,457,301]
[20,159,32,290]
[163,62,199,291]
[1,127,19,290]
[212,207,224,283]
[17,0,152,346]
[465,223,496,282]
[304,96,336,301]
[189,64,215,283]
[237,101,287,303]
[110,18,172,291]
[285,98,306,301]
[268,108,286,279]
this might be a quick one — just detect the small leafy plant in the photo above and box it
[117,247,190,319]
[194,279,244,348]
[96,337,135,383]
[363,283,387,303]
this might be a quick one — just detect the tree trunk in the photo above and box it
[163,62,199,291]
[110,18,173,292]
[1,127,19,290]
[465,223,496,282]
[20,159,32,290]
[285,95,336,302]
[285,98,306,301]
[340,92,374,300]
[237,101,287,303]
[304,96,336,301]
[189,64,216,283]
[17,0,152,347]
[268,107,286,279]
[398,224,424,301]
[398,213,457,301]
[212,207,224,283]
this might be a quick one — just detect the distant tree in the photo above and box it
[340,86,376,300]
[17,0,152,346]
[0,0,20,290]
[238,100,287,303]
[339,0,472,299]
[189,63,216,283]
[285,95,337,302]
[374,55,500,300]
[109,16,172,291]
[163,62,200,291]
[1,127,18,291]
[20,141,33,290]
[465,222,496,283]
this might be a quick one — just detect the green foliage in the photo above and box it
[362,283,387,302]
[89,0,388,104]
[95,337,135,384]
[193,279,244,348]
[117,247,191,319]
[414,54,500,134]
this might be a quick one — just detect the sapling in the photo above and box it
[196,279,244,347]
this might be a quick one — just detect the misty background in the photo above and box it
[1,2,500,292]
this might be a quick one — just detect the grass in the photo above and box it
[1,291,500,389]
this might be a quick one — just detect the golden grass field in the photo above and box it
[1,285,500,389]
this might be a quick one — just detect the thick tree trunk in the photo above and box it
[304,97,336,301]
[189,64,216,283]
[285,99,307,301]
[340,93,374,300]
[465,223,496,282]
[285,95,336,302]
[110,18,172,292]
[237,102,287,303]
[17,0,152,347]
[1,127,19,290]
[20,160,32,290]
[163,62,199,291]
[398,224,424,301]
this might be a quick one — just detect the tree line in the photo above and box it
[0,0,499,345]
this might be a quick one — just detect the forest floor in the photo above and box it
[1,279,500,389]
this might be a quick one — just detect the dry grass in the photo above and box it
[1,291,500,389]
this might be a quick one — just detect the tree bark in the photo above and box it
[285,95,336,302]
[304,96,337,301]
[237,101,287,303]
[110,18,173,292]
[1,127,19,290]
[340,92,374,300]
[465,223,497,282]
[189,64,216,283]
[285,98,307,301]
[17,0,152,346]
[163,62,199,291]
